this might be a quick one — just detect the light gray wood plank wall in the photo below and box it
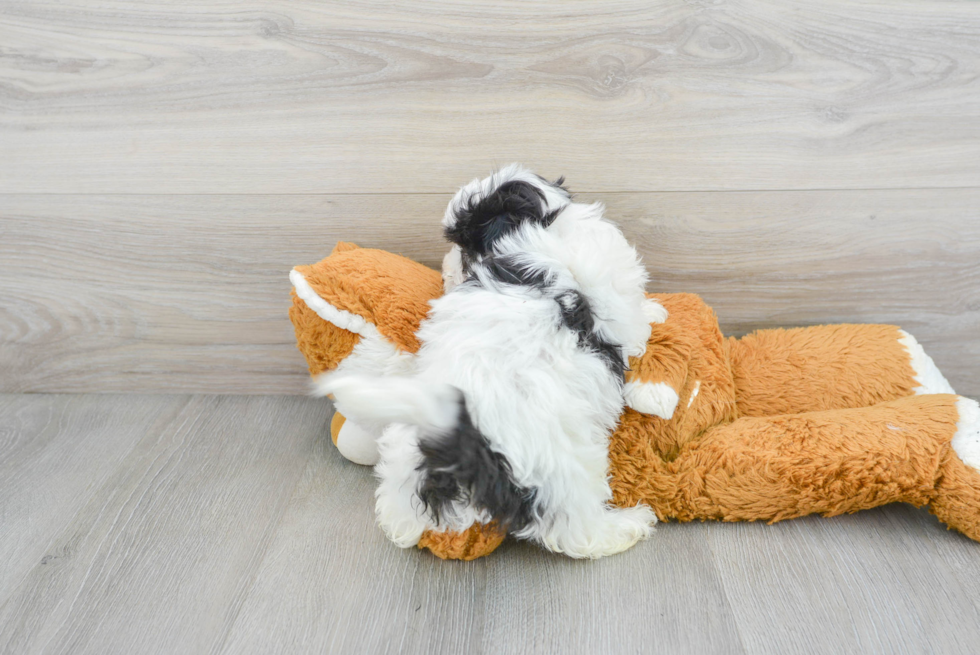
[2,191,978,395]
[1,0,979,394]
[1,0,979,193]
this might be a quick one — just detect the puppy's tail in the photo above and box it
[313,374,461,434]
[314,373,535,530]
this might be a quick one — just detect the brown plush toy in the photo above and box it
[290,243,980,560]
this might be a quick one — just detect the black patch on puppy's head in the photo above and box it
[417,397,537,532]
[445,180,559,259]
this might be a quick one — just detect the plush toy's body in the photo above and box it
[290,243,980,560]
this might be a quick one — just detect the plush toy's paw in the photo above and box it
[952,397,980,472]
[931,397,980,542]
[642,298,669,324]
[329,412,380,466]
[418,523,506,561]
[899,330,956,395]
[624,381,680,420]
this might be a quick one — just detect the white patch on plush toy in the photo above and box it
[642,298,668,324]
[624,381,680,420]
[293,267,415,455]
[687,380,701,408]
[291,268,415,383]
[899,330,955,395]
[952,397,980,472]
[291,268,370,335]
[336,419,381,466]
[335,331,415,379]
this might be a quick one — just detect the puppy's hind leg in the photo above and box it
[540,499,657,559]
[529,459,656,558]
[374,424,431,548]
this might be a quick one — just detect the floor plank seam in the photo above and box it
[211,444,319,655]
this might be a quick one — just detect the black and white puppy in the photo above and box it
[319,164,660,558]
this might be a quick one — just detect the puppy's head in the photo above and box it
[441,164,571,289]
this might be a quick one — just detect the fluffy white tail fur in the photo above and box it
[313,374,461,434]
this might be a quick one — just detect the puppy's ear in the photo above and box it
[416,399,536,532]
[445,180,557,256]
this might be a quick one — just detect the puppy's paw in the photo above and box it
[642,298,669,324]
[375,488,428,548]
[624,381,680,420]
[545,504,656,559]
[589,504,657,557]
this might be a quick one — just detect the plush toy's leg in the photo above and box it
[931,397,980,540]
[898,330,956,395]
[610,394,980,542]
[729,324,954,417]
[329,411,380,466]
[418,522,507,561]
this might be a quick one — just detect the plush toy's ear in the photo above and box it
[289,246,443,374]
[289,246,444,465]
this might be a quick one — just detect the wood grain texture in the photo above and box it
[0,394,186,606]
[2,190,978,395]
[4,395,980,655]
[1,0,979,193]
[708,507,980,655]
[478,525,743,655]
[220,427,490,655]
[222,427,742,655]
[0,394,329,655]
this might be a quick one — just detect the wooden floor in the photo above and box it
[0,393,978,655]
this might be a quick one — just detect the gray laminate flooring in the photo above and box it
[1,393,978,655]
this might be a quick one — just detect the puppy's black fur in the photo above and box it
[417,398,537,531]
[445,179,560,265]
[425,173,622,530]
[481,253,553,290]
[556,290,625,381]
[476,255,625,381]
[448,175,626,382]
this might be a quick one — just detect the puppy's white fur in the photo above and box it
[319,165,657,558]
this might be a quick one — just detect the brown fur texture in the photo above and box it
[290,246,979,560]
[628,294,740,459]
[730,324,917,417]
[290,294,360,376]
[293,242,442,355]
[417,522,507,561]
[609,395,963,522]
